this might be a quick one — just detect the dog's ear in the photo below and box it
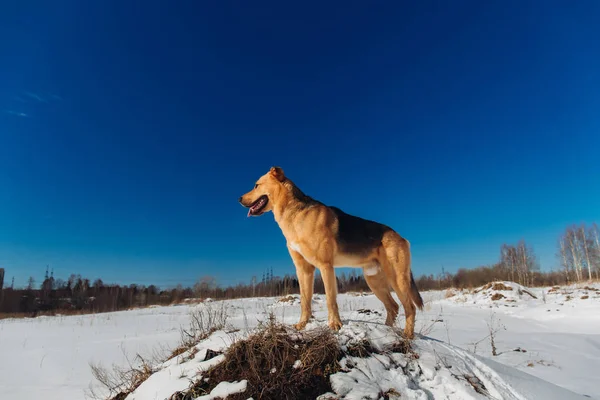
[270,166,285,182]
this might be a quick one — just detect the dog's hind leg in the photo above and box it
[288,247,315,330]
[383,233,418,339]
[363,264,399,326]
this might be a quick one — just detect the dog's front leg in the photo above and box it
[288,247,315,330]
[319,264,342,331]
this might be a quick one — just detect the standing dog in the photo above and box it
[239,167,423,338]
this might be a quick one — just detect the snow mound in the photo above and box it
[125,319,588,400]
[446,281,538,307]
[545,284,600,303]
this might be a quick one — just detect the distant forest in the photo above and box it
[1,223,598,317]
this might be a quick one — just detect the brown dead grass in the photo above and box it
[491,283,513,291]
[172,316,411,400]
[444,289,457,298]
[583,286,600,292]
[0,304,162,321]
[491,293,505,301]
[173,317,341,400]
[0,309,99,320]
[169,345,189,359]
[581,295,589,300]
[278,295,297,303]
[88,302,229,400]
[89,354,155,400]
[475,282,513,293]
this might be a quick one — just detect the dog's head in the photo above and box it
[238,166,286,217]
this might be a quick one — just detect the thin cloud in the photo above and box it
[3,110,28,117]
[24,92,47,102]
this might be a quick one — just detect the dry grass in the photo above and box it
[172,316,341,400]
[444,288,457,298]
[475,282,514,294]
[278,295,297,303]
[172,315,412,400]
[491,293,505,301]
[179,302,229,348]
[0,309,100,320]
[88,353,156,400]
[0,304,163,321]
[87,301,230,400]
[491,282,513,291]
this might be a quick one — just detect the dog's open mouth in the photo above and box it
[247,195,268,217]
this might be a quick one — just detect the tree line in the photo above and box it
[1,222,598,316]
[415,222,600,291]
[0,267,371,316]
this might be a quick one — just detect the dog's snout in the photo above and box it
[238,196,243,204]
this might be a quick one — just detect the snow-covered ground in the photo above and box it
[1,282,599,399]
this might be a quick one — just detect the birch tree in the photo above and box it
[500,241,538,286]
[590,223,600,279]
[578,225,593,281]
[558,236,573,282]
[566,226,583,281]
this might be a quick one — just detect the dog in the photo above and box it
[239,166,423,338]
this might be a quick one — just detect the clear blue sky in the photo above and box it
[1,1,599,288]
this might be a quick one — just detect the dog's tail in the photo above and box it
[410,271,424,310]
[404,239,424,310]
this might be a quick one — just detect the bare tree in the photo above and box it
[592,223,600,279]
[556,223,600,282]
[567,226,583,281]
[558,237,572,283]
[27,276,36,291]
[194,276,217,299]
[500,244,516,282]
[579,225,593,281]
[500,240,538,286]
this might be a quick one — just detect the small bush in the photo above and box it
[170,315,413,400]
[179,302,229,348]
[175,316,341,400]
[88,354,155,400]
[88,301,230,400]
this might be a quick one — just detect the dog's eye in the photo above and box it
[254,184,259,189]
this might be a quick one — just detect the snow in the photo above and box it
[0,282,599,399]
[195,380,247,400]
[124,330,235,400]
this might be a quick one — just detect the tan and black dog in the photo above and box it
[239,166,423,338]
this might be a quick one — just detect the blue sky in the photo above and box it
[1,1,599,288]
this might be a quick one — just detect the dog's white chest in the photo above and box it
[289,241,303,256]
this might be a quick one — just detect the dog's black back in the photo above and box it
[329,206,391,255]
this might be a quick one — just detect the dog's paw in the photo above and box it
[295,321,308,330]
[328,319,342,331]
[403,330,415,340]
